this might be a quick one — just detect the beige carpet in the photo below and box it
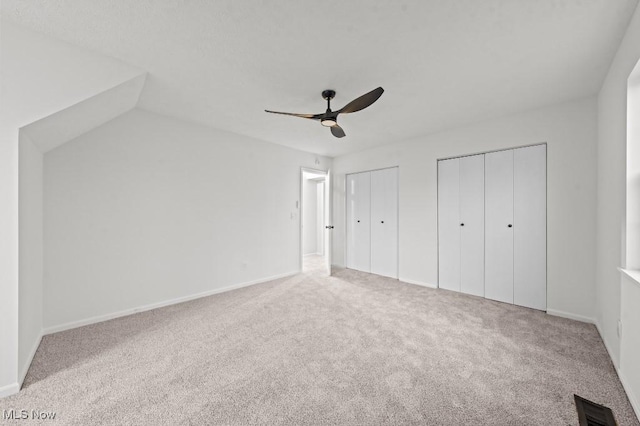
[2,257,638,425]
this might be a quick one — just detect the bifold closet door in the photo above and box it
[514,145,546,310]
[346,172,371,272]
[437,159,461,292]
[484,150,514,304]
[459,155,485,297]
[371,167,398,278]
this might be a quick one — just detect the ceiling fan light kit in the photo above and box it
[320,118,337,127]
[265,87,384,138]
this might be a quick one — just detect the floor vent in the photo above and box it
[574,394,617,426]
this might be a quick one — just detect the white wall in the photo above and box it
[596,2,640,417]
[24,74,147,154]
[596,3,640,367]
[620,273,640,417]
[627,75,640,270]
[0,20,143,396]
[333,97,598,321]
[622,68,640,418]
[17,134,43,384]
[302,179,318,255]
[43,108,330,330]
[13,73,144,388]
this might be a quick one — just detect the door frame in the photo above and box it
[300,167,329,274]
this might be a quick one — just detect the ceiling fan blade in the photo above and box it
[264,110,323,120]
[337,87,384,114]
[330,125,346,138]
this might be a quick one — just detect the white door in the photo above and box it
[438,158,461,292]
[459,155,485,297]
[371,167,398,278]
[324,169,333,276]
[485,150,514,304]
[514,145,546,310]
[346,172,371,272]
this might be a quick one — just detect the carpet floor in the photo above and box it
[1,256,638,425]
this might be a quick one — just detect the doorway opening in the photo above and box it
[301,168,331,275]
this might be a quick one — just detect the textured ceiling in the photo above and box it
[3,0,638,157]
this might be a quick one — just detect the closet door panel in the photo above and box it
[459,154,485,297]
[346,172,371,272]
[438,159,461,292]
[346,174,356,270]
[484,150,514,304]
[514,145,546,310]
[371,168,398,278]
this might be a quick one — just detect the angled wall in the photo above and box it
[23,74,147,153]
[0,20,144,397]
[15,73,147,386]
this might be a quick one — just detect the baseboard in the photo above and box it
[399,277,438,289]
[43,270,300,335]
[594,320,640,422]
[546,309,596,324]
[618,366,640,422]
[19,332,43,387]
[0,383,19,399]
[594,320,620,369]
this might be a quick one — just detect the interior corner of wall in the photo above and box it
[130,72,149,106]
[0,382,20,399]
[18,130,40,153]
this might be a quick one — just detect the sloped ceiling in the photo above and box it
[1,20,145,135]
[22,75,147,153]
[3,0,639,157]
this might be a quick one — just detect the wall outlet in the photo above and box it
[617,319,622,338]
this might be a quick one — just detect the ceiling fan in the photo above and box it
[265,87,384,138]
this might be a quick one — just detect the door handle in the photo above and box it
[508,224,512,228]
[325,225,334,229]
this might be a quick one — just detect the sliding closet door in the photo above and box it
[346,172,371,272]
[514,145,546,310]
[484,150,514,304]
[371,167,398,278]
[438,159,461,292]
[459,155,485,297]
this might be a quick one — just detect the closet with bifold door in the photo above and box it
[437,144,546,311]
[438,154,485,297]
[346,167,398,279]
